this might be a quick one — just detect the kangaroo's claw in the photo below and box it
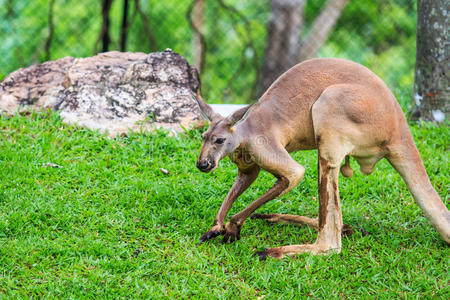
[199,224,225,243]
[199,230,220,243]
[342,224,354,237]
[222,231,240,243]
[222,222,241,243]
[253,249,269,261]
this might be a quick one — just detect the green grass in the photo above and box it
[0,111,448,298]
[0,71,6,82]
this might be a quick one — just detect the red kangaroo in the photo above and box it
[195,58,449,259]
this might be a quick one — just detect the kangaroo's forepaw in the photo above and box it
[199,224,225,243]
[222,222,241,243]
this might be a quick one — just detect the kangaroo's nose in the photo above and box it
[196,160,210,171]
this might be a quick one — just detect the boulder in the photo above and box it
[0,50,205,135]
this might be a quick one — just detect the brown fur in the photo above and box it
[196,58,450,258]
[318,155,329,230]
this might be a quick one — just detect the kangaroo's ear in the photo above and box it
[227,103,255,127]
[194,90,219,121]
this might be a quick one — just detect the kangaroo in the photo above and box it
[195,58,450,259]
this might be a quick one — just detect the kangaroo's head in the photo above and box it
[195,93,253,173]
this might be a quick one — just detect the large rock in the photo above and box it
[0,50,205,135]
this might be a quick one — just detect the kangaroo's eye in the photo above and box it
[215,138,225,145]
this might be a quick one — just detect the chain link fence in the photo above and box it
[0,0,416,105]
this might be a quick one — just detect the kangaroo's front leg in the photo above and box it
[223,146,305,243]
[199,166,260,243]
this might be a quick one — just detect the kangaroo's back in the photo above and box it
[248,58,399,150]
[262,58,393,105]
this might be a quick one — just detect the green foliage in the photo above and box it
[320,0,417,94]
[0,0,100,67]
[0,70,6,82]
[1,0,417,104]
[0,109,448,297]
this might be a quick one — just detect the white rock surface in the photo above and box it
[210,104,247,117]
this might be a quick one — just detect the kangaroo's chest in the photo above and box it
[229,148,256,171]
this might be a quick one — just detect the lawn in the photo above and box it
[0,111,448,298]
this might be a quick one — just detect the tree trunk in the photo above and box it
[101,0,114,52]
[259,0,305,94]
[190,0,205,74]
[297,0,349,62]
[411,0,449,123]
[45,0,55,60]
[120,0,129,51]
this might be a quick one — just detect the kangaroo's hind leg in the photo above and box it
[255,96,357,259]
[254,139,350,260]
[255,83,382,260]
[251,154,355,235]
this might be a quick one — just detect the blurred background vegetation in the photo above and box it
[1,0,416,105]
